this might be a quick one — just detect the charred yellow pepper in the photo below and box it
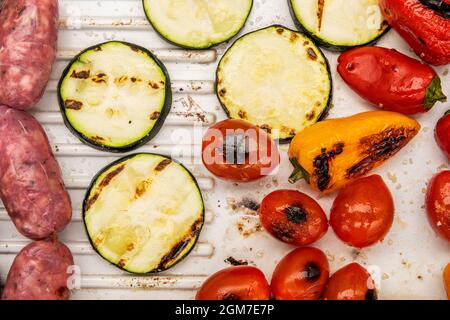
[288,111,420,193]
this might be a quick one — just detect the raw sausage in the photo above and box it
[0,105,72,240]
[0,0,59,110]
[2,240,74,300]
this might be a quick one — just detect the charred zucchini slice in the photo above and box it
[289,0,389,51]
[83,153,204,274]
[58,41,171,152]
[142,0,253,49]
[216,25,332,143]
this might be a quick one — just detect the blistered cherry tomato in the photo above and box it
[202,119,280,182]
[444,263,450,300]
[323,263,378,300]
[271,247,329,300]
[196,266,270,300]
[330,175,394,248]
[435,111,450,160]
[426,171,450,242]
[259,190,328,246]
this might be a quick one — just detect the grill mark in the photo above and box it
[91,73,107,84]
[85,193,99,211]
[347,128,417,178]
[99,165,125,188]
[135,180,151,199]
[64,99,83,110]
[70,70,90,79]
[155,159,172,172]
[157,238,191,271]
[317,0,325,31]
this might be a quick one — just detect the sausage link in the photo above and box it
[0,105,72,240]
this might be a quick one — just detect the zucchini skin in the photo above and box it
[142,0,254,50]
[57,41,172,153]
[215,25,333,144]
[287,0,390,52]
[82,153,205,274]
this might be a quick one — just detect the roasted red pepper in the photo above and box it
[338,46,446,114]
[435,111,450,160]
[380,0,450,65]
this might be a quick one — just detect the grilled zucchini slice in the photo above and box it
[289,0,389,51]
[58,41,171,152]
[216,25,332,143]
[83,153,204,274]
[142,0,253,49]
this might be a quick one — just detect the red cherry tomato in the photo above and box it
[330,175,394,248]
[196,266,270,300]
[259,190,328,246]
[435,111,450,160]
[426,171,450,242]
[323,263,378,300]
[271,247,330,300]
[202,119,280,182]
[337,46,446,115]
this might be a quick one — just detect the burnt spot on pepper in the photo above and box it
[307,48,318,61]
[285,205,308,224]
[56,286,70,299]
[64,99,83,110]
[347,128,416,178]
[365,289,378,300]
[149,111,161,120]
[99,165,125,188]
[70,70,90,79]
[305,262,321,281]
[313,142,345,191]
[346,63,355,71]
[155,159,172,172]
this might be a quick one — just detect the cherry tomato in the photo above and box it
[196,266,270,300]
[330,175,394,248]
[259,190,328,246]
[337,46,446,115]
[323,263,378,300]
[271,247,330,300]
[444,263,450,300]
[202,119,280,182]
[435,111,450,160]
[426,171,450,242]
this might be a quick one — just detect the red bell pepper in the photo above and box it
[337,46,447,114]
[380,0,450,66]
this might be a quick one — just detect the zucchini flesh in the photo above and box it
[142,0,253,49]
[216,26,332,142]
[83,154,204,274]
[59,41,171,151]
[289,0,389,50]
